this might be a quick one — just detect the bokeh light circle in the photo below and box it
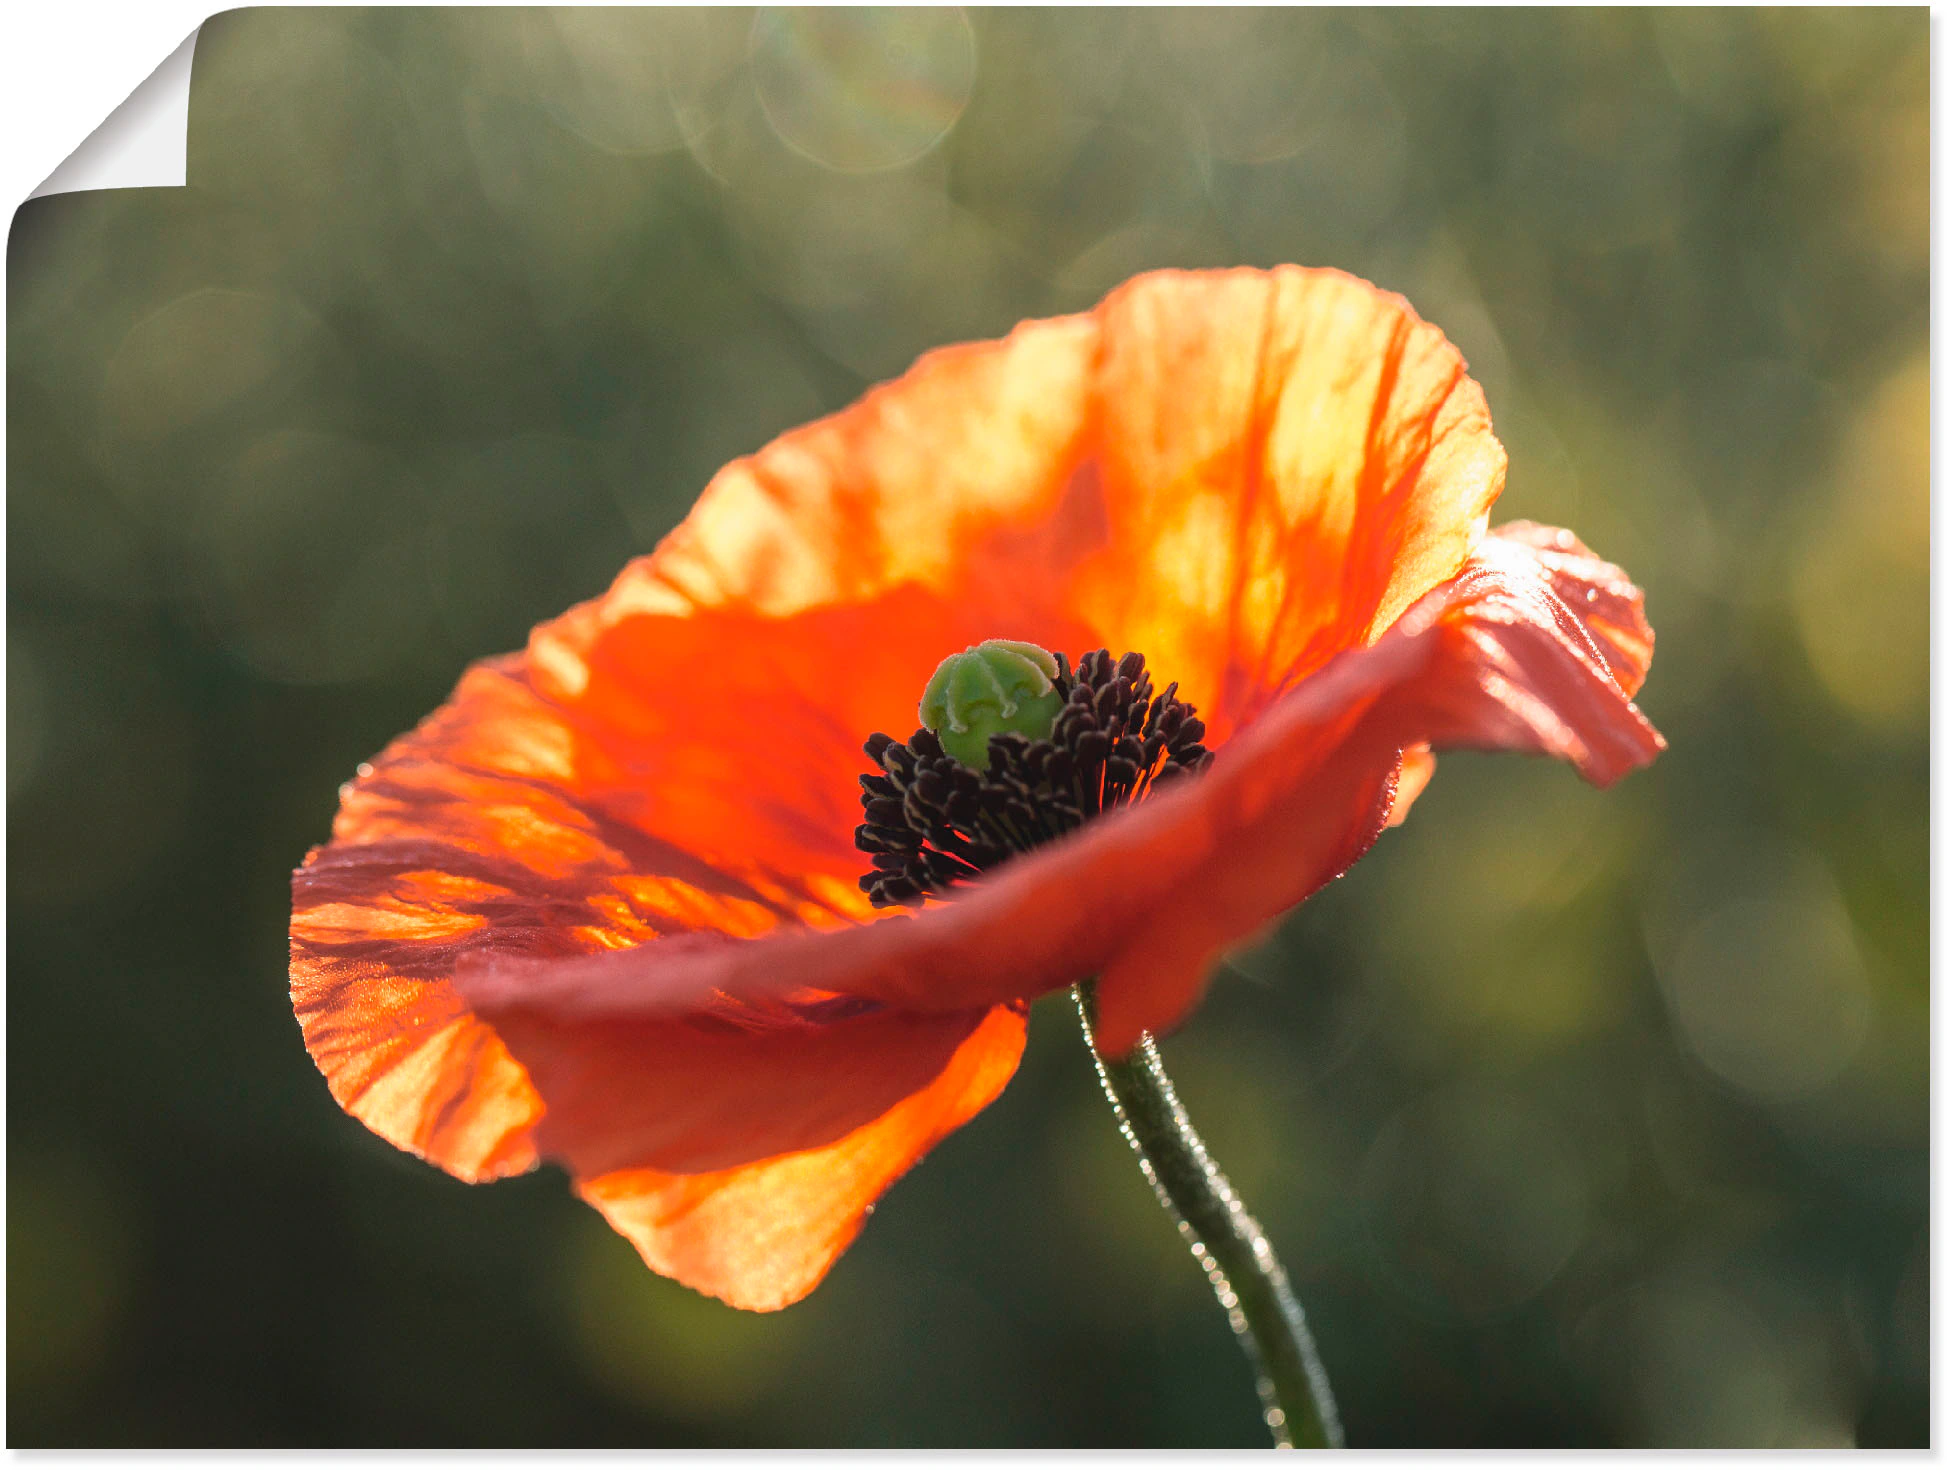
[749,7,977,173]
[521,9,690,156]
[1358,1088,1590,1320]
[1656,887,1872,1101]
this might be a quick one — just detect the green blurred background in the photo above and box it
[7,7,1927,1447]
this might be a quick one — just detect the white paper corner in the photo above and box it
[29,27,199,199]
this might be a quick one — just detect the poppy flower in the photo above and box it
[290,266,1663,1313]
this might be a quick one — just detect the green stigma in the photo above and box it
[918,639,1065,770]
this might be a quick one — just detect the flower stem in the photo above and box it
[1073,980,1343,1449]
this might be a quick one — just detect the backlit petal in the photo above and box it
[456,524,1661,1058]
[1074,268,1505,736]
[288,619,1031,1234]
[611,267,1503,748]
[565,1005,1024,1312]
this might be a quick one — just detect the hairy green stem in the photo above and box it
[1074,980,1342,1449]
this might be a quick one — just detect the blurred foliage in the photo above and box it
[7,6,1926,1447]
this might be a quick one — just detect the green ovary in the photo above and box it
[917,639,1065,770]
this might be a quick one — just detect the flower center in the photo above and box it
[855,645,1211,908]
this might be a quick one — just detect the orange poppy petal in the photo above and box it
[602,305,1099,634]
[289,571,1051,1311]
[455,523,1661,1060]
[1076,267,1505,736]
[594,267,1503,756]
[553,1005,1023,1312]
[471,996,1017,1180]
[288,610,1020,1176]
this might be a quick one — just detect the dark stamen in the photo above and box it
[855,646,1214,909]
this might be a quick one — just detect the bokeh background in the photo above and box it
[7,7,1927,1447]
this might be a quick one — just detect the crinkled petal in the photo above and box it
[1484,521,1656,697]
[457,524,1662,1058]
